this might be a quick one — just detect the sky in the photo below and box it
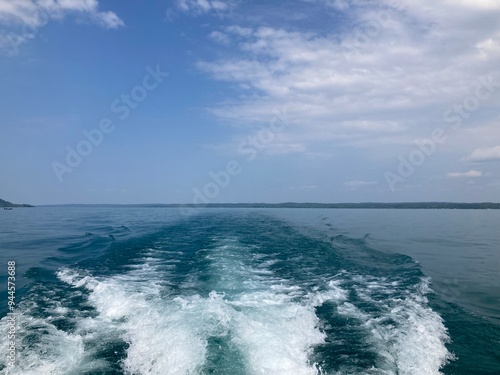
[0,0,499,205]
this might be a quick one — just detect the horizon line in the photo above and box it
[32,201,500,208]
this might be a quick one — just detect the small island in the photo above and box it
[0,198,33,208]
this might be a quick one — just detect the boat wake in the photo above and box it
[0,215,454,375]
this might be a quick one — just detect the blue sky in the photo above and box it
[0,0,499,205]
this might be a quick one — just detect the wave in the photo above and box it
[0,215,454,374]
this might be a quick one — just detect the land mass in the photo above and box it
[0,198,33,208]
[42,202,500,209]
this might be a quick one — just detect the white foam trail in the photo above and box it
[4,236,453,375]
[0,274,123,374]
[337,275,454,375]
[58,261,326,375]
[231,292,325,375]
[0,309,100,375]
[205,238,326,375]
[58,268,209,375]
[308,279,349,307]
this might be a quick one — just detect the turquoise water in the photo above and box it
[0,207,499,374]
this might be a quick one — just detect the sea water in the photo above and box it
[0,207,498,374]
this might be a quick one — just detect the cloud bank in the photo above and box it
[197,0,500,160]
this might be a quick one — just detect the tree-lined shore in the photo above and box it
[0,198,33,207]
[39,202,500,209]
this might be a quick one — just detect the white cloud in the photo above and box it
[328,0,350,11]
[264,142,306,155]
[94,10,124,29]
[209,30,230,45]
[344,180,379,187]
[0,0,43,26]
[462,146,500,162]
[226,25,252,37]
[0,0,123,51]
[445,0,500,10]
[0,0,123,28]
[176,0,236,15]
[198,1,500,157]
[302,0,351,11]
[447,170,483,178]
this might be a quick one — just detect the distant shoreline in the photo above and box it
[35,202,500,209]
[0,198,33,208]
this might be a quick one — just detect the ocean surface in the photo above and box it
[0,207,499,375]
